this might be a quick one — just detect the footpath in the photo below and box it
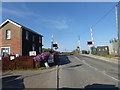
[1,66,58,88]
[81,54,119,64]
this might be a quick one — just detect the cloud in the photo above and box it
[2,8,34,18]
[39,18,70,30]
[1,4,71,30]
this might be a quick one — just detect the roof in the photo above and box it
[0,19,43,37]
[97,46,109,48]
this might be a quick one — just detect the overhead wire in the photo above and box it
[91,5,116,28]
[80,4,117,36]
[79,4,117,49]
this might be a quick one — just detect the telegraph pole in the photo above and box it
[116,2,120,56]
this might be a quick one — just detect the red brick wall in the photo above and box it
[0,22,21,55]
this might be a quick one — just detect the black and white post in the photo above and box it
[78,35,81,54]
[51,34,54,50]
[89,27,95,54]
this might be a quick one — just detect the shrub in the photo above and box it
[35,61,41,68]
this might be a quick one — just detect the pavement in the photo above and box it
[81,54,119,64]
[2,67,58,89]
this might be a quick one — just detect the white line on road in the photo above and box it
[74,56,119,81]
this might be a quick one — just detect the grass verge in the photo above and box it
[93,54,119,59]
[3,65,57,72]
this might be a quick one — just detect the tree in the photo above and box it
[42,48,52,53]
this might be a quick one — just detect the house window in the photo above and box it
[105,47,108,51]
[32,44,35,51]
[26,31,29,40]
[6,30,11,39]
[39,47,41,53]
[39,36,41,43]
[33,35,35,42]
[0,47,10,56]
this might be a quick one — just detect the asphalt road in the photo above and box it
[1,54,119,89]
[58,54,119,89]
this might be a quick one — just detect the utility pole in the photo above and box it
[116,2,120,56]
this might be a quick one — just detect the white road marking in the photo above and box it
[74,56,120,81]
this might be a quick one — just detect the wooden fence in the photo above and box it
[2,56,35,70]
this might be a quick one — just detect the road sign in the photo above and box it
[87,41,93,45]
[53,44,58,47]
[29,51,36,56]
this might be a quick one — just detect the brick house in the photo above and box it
[0,19,43,56]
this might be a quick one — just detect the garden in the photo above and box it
[1,51,59,70]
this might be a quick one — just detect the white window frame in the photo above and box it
[6,30,11,39]
[0,47,10,55]
[26,31,29,40]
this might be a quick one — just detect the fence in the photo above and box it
[1,52,60,70]
[2,56,35,70]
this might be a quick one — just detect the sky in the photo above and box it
[1,2,119,52]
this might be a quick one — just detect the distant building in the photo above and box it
[90,46,97,54]
[97,46,109,55]
[107,38,119,55]
[82,50,89,54]
[0,19,43,56]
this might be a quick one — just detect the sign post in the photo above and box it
[87,41,93,54]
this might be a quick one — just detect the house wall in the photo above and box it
[0,22,21,55]
[108,42,119,55]
[22,28,42,56]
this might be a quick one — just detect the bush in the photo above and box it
[35,61,41,68]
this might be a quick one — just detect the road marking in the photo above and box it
[74,56,119,81]
[102,71,119,81]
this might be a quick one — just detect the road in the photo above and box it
[1,54,119,89]
[58,54,119,89]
